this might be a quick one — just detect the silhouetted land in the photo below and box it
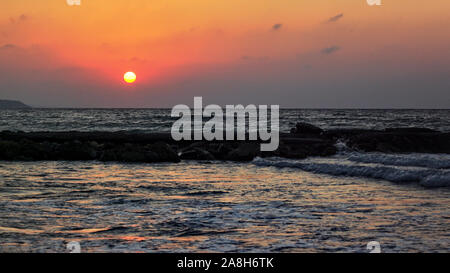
[0,99,31,109]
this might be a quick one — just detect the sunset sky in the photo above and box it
[0,0,449,107]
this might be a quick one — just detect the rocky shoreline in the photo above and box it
[0,123,449,162]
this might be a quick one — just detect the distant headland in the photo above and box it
[0,99,31,109]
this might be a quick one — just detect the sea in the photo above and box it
[0,109,449,252]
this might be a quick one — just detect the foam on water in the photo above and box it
[0,160,449,252]
[252,154,450,187]
[347,153,450,169]
[1,109,449,252]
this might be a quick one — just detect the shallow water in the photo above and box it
[1,108,449,252]
[0,158,448,253]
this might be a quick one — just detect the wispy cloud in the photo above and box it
[327,13,343,23]
[272,23,283,31]
[9,14,29,24]
[321,46,341,55]
[0,44,18,50]
[241,55,269,62]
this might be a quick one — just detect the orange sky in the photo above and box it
[0,0,449,107]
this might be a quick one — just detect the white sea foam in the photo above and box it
[420,173,450,187]
[252,157,450,187]
[347,152,450,169]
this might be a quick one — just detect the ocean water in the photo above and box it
[0,108,449,132]
[0,109,449,252]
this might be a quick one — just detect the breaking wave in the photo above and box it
[347,153,450,169]
[252,157,450,187]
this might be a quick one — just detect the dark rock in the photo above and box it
[1,128,448,163]
[179,148,215,160]
[148,142,180,162]
[375,142,398,153]
[100,142,180,163]
[226,143,260,161]
[99,149,118,161]
[276,143,307,159]
[57,140,97,160]
[347,132,450,153]
[320,145,338,156]
[120,149,148,162]
[119,149,160,163]
[214,143,234,159]
[291,122,323,135]
[0,139,56,160]
[0,140,21,160]
[322,129,380,139]
[275,138,337,158]
[18,139,49,160]
[384,127,438,133]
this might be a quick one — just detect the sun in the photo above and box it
[124,71,136,83]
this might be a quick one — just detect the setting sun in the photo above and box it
[124,72,136,83]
